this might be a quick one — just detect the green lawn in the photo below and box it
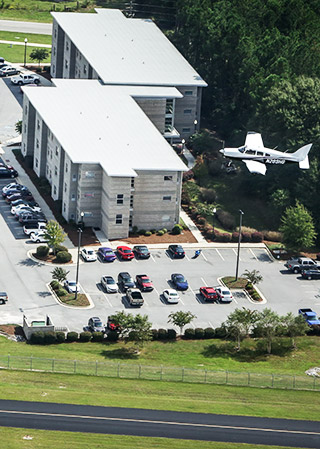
[0,369,319,421]
[0,427,303,449]
[1,334,320,375]
[0,30,52,45]
[0,43,51,63]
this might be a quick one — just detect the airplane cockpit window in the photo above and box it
[238,146,246,153]
[245,149,256,155]
[265,153,270,157]
[257,151,263,156]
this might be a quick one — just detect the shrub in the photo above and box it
[56,288,67,297]
[200,187,216,203]
[214,327,227,339]
[79,331,92,342]
[56,331,65,343]
[183,169,194,181]
[150,229,156,234]
[241,232,252,242]
[36,245,49,257]
[50,280,60,290]
[66,331,78,342]
[204,327,215,339]
[246,282,253,290]
[92,332,104,342]
[36,67,42,73]
[162,228,168,234]
[55,251,72,263]
[252,232,263,243]
[239,226,257,234]
[251,291,261,300]
[54,244,68,253]
[171,224,183,235]
[197,216,206,226]
[184,328,195,339]
[232,232,240,242]
[106,330,119,342]
[208,159,223,177]
[157,328,168,340]
[263,230,282,242]
[167,329,177,340]
[132,226,138,235]
[30,331,44,344]
[44,331,57,345]
[138,229,146,235]
[157,230,164,236]
[151,329,159,340]
[214,231,232,242]
[195,328,205,339]
[145,231,152,236]
[216,209,235,230]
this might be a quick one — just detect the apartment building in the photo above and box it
[21,80,187,239]
[50,8,207,140]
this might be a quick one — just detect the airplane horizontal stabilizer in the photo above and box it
[299,156,309,169]
[243,160,267,175]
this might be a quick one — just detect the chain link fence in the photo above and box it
[0,354,319,391]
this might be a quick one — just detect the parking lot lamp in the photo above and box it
[24,38,28,67]
[235,210,244,281]
[75,212,84,300]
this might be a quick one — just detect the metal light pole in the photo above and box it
[74,212,84,300]
[24,38,28,68]
[235,210,244,281]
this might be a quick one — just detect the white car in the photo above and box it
[81,248,97,262]
[2,182,19,194]
[12,204,41,215]
[215,286,233,303]
[64,280,80,294]
[23,222,47,235]
[101,276,118,293]
[163,289,180,304]
[30,231,48,243]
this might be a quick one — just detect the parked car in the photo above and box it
[0,292,8,304]
[171,273,188,290]
[97,247,116,262]
[30,231,48,243]
[11,73,40,85]
[15,205,42,218]
[106,315,121,332]
[81,248,97,262]
[2,184,27,197]
[23,222,47,235]
[0,166,18,178]
[200,286,219,302]
[0,66,20,77]
[284,257,320,273]
[2,182,19,194]
[168,244,185,258]
[136,274,154,292]
[11,203,41,215]
[133,245,150,259]
[19,212,46,224]
[64,280,80,294]
[0,63,8,69]
[118,272,135,291]
[299,308,320,326]
[6,191,34,203]
[101,276,118,293]
[126,288,144,307]
[163,289,179,304]
[11,199,39,209]
[215,286,233,303]
[117,245,134,260]
[301,269,320,280]
[88,317,104,333]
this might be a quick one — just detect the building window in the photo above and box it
[162,215,171,221]
[24,124,26,133]
[71,213,75,220]
[116,214,122,225]
[66,41,69,51]
[48,130,51,139]
[129,216,133,227]
[165,117,173,132]
[71,193,76,201]
[53,185,57,195]
[64,183,67,192]
[52,64,55,73]
[51,133,53,141]
[130,195,133,208]
[84,192,95,198]
[37,120,40,130]
[84,65,87,75]
[85,171,95,178]
[164,175,173,181]
[184,90,193,96]
[184,109,192,114]
[83,212,93,217]
[65,59,68,69]
[166,99,173,115]
[50,150,53,160]
[36,139,39,149]
[35,158,38,168]
[131,178,135,188]
[63,202,66,212]
[54,28,57,38]
[163,196,172,201]
[55,146,59,156]
[49,169,52,179]
[53,47,56,56]
[72,174,77,181]
[25,105,28,115]
[182,128,191,133]
[65,163,68,173]
[117,194,124,205]
[54,166,57,176]
[46,165,49,175]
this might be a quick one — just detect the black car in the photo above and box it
[168,244,185,258]
[6,191,34,203]
[11,199,39,208]
[0,166,18,178]
[301,269,320,280]
[133,245,150,259]
[118,272,135,291]
[19,212,46,224]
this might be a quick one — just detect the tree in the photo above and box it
[29,48,49,66]
[283,312,309,349]
[254,309,281,354]
[280,200,317,251]
[242,269,263,285]
[44,220,67,255]
[15,120,22,135]
[108,311,152,352]
[224,308,258,351]
[168,311,196,335]
[51,267,69,283]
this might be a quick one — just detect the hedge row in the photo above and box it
[29,330,119,345]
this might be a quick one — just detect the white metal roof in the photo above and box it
[23,80,187,177]
[51,9,207,87]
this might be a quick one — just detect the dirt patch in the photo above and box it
[114,230,197,245]
[0,324,24,337]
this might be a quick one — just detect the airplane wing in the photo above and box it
[245,132,264,151]
[243,160,267,175]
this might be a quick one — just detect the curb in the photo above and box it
[217,277,267,305]
[27,249,82,267]
[46,283,94,310]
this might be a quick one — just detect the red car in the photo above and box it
[117,245,134,260]
[200,286,218,302]
[136,274,154,292]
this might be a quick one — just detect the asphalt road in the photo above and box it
[0,19,52,35]
[0,399,319,447]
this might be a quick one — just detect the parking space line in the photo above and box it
[154,287,159,296]
[185,254,190,261]
[179,298,185,305]
[103,294,112,308]
[150,254,156,263]
[249,248,258,261]
[233,296,238,304]
[201,277,207,286]
[233,248,241,261]
[201,252,207,261]
[189,287,195,296]
[216,249,224,261]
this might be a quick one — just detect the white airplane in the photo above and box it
[220,131,312,175]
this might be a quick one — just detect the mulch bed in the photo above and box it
[33,253,74,264]
[114,230,197,245]
[0,324,24,337]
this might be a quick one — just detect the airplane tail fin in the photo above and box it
[292,143,312,169]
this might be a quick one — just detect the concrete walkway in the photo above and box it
[0,19,52,35]
[0,39,51,48]
[180,209,207,243]
[182,147,196,168]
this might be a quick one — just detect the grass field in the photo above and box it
[0,30,52,45]
[1,334,320,375]
[0,43,50,63]
[0,369,319,421]
[0,427,303,449]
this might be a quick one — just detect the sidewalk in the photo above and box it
[0,40,51,48]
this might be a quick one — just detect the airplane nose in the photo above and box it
[219,149,224,154]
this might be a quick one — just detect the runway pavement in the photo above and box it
[0,400,319,447]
